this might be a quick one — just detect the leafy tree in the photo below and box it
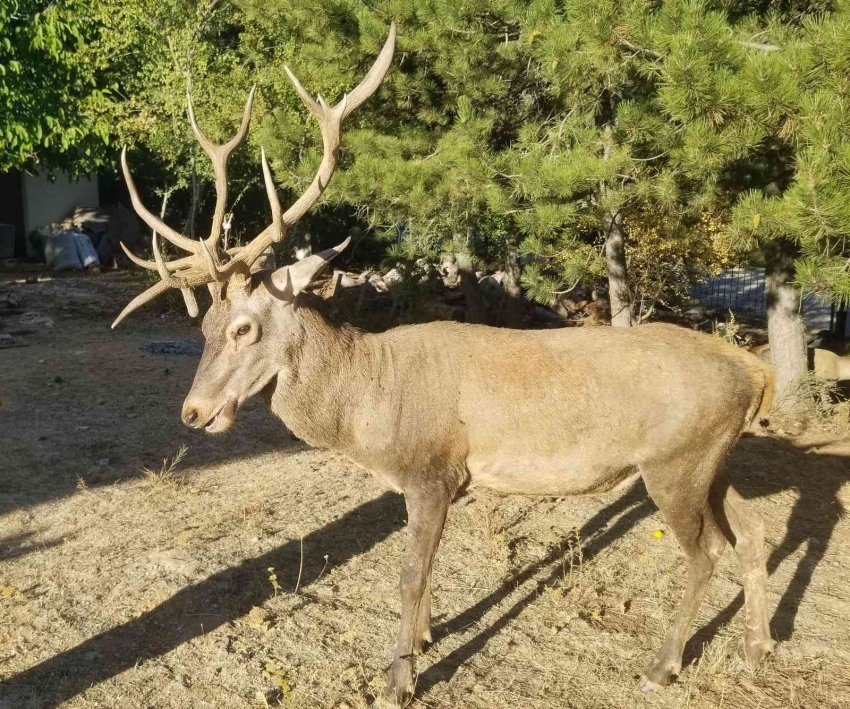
[0,0,112,174]
[88,0,269,241]
[625,210,737,321]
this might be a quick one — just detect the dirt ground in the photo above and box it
[1,271,849,709]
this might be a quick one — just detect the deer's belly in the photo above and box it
[466,454,640,496]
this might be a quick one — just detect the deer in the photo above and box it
[114,23,776,708]
[753,343,850,381]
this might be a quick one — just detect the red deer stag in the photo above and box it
[114,23,775,708]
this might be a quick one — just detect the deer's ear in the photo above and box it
[270,237,350,298]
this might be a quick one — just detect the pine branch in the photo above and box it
[738,41,783,52]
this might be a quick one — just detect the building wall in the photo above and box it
[21,171,99,235]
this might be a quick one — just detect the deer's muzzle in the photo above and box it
[182,397,237,434]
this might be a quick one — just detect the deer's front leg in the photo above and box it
[377,483,452,709]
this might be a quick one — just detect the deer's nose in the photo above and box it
[182,407,200,428]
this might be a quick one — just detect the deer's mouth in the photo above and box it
[204,398,237,434]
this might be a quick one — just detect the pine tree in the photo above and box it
[235,1,672,325]
[710,3,850,400]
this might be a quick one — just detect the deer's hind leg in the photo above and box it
[639,458,728,692]
[710,475,774,667]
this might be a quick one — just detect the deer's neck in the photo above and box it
[268,305,374,449]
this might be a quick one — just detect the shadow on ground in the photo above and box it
[685,434,849,662]
[2,434,848,707]
[0,492,407,708]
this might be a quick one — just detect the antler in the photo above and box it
[223,22,397,276]
[114,23,396,328]
[188,85,257,255]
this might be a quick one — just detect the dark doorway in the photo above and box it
[0,169,25,256]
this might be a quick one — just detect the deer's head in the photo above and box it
[114,25,395,433]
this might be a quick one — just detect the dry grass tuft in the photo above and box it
[141,444,189,488]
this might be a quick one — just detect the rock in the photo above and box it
[383,268,403,285]
[533,306,563,323]
[0,293,20,309]
[368,274,389,293]
[20,311,54,328]
[440,254,460,285]
[141,340,204,356]
[146,549,197,576]
[684,305,708,320]
[0,333,19,349]
[478,273,506,295]
[338,273,359,288]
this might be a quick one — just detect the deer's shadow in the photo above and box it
[419,433,849,693]
[2,434,847,707]
[684,433,849,663]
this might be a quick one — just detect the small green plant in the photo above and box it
[712,310,752,348]
[560,528,584,589]
[142,444,188,488]
[267,567,282,596]
[262,659,296,708]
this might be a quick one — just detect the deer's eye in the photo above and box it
[236,324,251,337]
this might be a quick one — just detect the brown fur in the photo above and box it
[178,247,776,707]
[753,342,850,381]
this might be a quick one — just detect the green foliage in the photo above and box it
[87,0,274,234]
[723,5,850,308]
[6,0,849,313]
[0,0,113,173]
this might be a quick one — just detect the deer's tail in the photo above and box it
[748,364,775,430]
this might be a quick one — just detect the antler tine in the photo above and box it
[152,231,185,287]
[283,67,323,120]
[187,85,257,249]
[120,241,197,272]
[111,279,172,329]
[200,239,229,282]
[340,22,396,121]
[121,148,201,254]
[222,24,396,273]
[261,147,284,243]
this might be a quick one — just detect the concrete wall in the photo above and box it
[22,171,99,234]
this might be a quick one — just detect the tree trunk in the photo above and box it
[503,231,524,328]
[764,239,808,403]
[454,252,488,325]
[605,211,633,327]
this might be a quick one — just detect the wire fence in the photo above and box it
[692,267,768,319]
[692,267,849,337]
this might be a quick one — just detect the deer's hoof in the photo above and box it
[637,675,664,694]
[638,659,679,693]
[374,658,415,708]
[745,638,775,669]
